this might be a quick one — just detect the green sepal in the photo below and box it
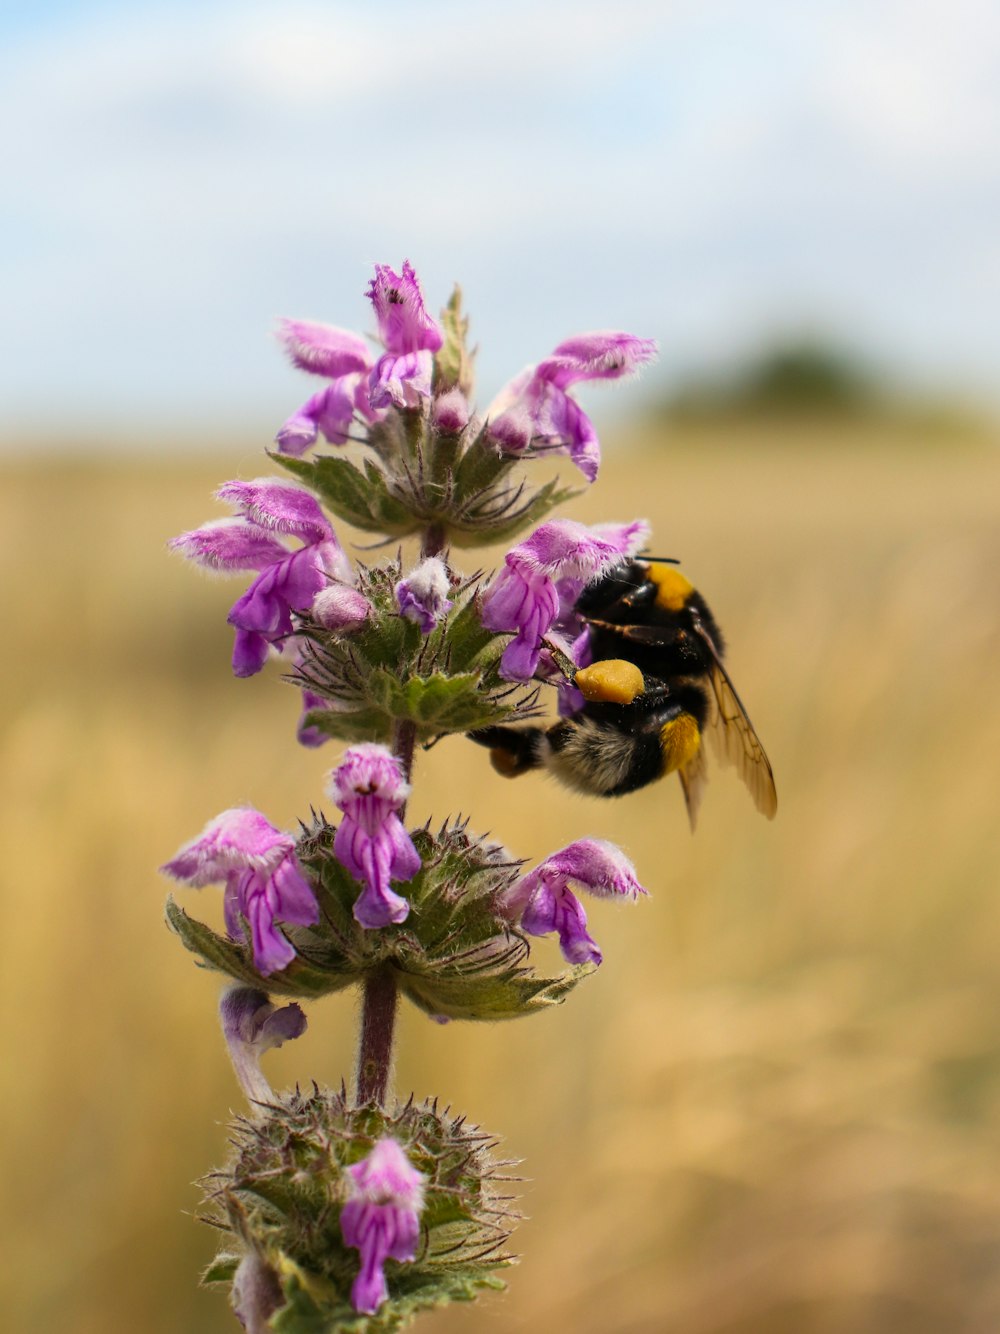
[448,478,582,548]
[271,453,418,537]
[450,434,514,500]
[201,1253,240,1285]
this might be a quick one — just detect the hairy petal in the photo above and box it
[169,519,288,573]
[515,517,650,578]
[395,557,452,633]
[160,808,294,885]
[227,543,348,676]
[537,331,658,387]
[275,375,373,455]
[216,478,334,545]
[480,519,647,682]
[312,583,373,631]
[329,743,411,817]
[368,349,434,410]
[276,318,372,378]
[521,882,603,966]
[366,260,443,355]
[537,838,645,899]
[431,387,471,433]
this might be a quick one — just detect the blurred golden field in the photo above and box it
[3,421,1000,1333]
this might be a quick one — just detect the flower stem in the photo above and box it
[355,966,399,1107]
[392,718,417,789]
[420,525,446,560]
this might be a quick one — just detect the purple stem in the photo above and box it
[355,966,399,1107]
[420,524,446,561]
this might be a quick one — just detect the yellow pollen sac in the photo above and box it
[647,564,695,612]
[575,659,645,705]
[659,714,701,773]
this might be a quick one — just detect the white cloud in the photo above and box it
[1,0,998,437]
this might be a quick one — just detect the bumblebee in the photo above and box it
[469,560,777,828]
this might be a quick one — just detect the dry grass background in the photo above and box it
[2,421,1000,1333]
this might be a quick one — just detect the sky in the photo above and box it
[2,0,999,445]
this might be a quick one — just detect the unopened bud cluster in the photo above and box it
[162,260,656,1330]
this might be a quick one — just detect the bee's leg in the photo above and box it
[579,616,681,648]
[467,726,546,778]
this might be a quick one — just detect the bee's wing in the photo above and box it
[690,613,777,820]
[678,744,708,832]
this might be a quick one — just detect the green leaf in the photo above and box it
[299,706,395,744]
[386,671,516,735]
[269,1257,507,1333]
[399,963,593,1022]
[164,898,359,999]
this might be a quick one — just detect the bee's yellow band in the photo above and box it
[647,564,694,612]
[659,714,701,773]
[575,659,645,705]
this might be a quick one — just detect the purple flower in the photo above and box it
[231,1252,283,1334]
[160,808,319,975]
[480,517,649,680]
[275,262,442,449]
[219,985,307,1104]
[328,745,421,929]
[395,557,453,633]
[340,1138,426,1315]
[487,330,657,481]
[500,839,645,966]
[431,387,471,434]
[275,319,376,454]
[366,260,443,410]
[171,478,350,677]
[296,683,333,748]
[312,582,374,632]
[276,375,375,454]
